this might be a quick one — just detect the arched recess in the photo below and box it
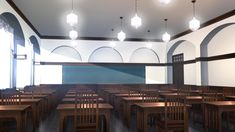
[200,23,235,86]
[0,12,25,88]
[167,40,196,84]
[29,35,40,85]
[49,45,82,62]
[88,46,123,62]
[29,36,40,55]
[129,47,160,63]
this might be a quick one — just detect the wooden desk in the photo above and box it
[57,103,113,132]
[0,105,31,132]
[113,93,142,109]
[226,96,235,101]
[135,102,189,132]
[185,96,203,105]
[120,97,154,127]
[204,101,235,132]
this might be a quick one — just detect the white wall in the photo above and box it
[40,39,167,84]
[167,15,235,86]
[0,0,41,88]
[207,25,235,86]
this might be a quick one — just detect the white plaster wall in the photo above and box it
[207,25,235,56]
[146,66,166,84]
[0,0,40,43]
[170,41,196,85]
[207,25,235,86]
[41,39,167,84]
[172,41,196,61]
[167,15,235,86]
[0,0,41,87]
[208,59,235,86]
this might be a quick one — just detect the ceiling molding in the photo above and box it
[40,35,163,42]
[6,0,235,42]
[6,0,41,37]
[171,9,235,40]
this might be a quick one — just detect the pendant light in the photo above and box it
[162,19,171,42]
[131,0,142,29]
[159,0,171,4]
[110,29,116,48]
[189,0,200,31]
[117,17,126,42]
[69,29,78,40]
[67,0,78,26]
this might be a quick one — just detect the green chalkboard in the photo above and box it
[62,65,145,84]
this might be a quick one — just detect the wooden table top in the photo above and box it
[0,105,30,111]
[114,93,142,97]
[185,96,202,100]
[205,101,235,106]
[122,97,143,101]
[226,96,235,99]
[57,103,113,110]
[134,102,165,108]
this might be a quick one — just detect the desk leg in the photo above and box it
[16,115,22,132]
[144,111,148,132]
[204,105,208,132]
[217,110,222,132]
[136,108,143,132]
[59,112,66,132]
[126,103,131,128]
[103,111,111,132]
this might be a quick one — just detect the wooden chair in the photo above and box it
[74,92,99,132]
[0,89,21,105]
[156,97,188,132]
[142,92,159,103]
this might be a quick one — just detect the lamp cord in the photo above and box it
[164,19,168,32]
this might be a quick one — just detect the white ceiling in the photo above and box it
[12,0,235,40]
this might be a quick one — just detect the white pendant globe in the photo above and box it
[69,30,78,40]
[189,17,200,31]
[67,12,78,26]
[131,14,142,29]
[117,30,126,41]
[159,0,171,4]
[162,32,171,42]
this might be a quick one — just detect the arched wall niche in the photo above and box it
[129,47,160,63]
[0,12,25,88]
[167,40,196,84]
[49,45,82,62]
[88,46,123,63]
[29,35,40,54]
[200,23,235,86]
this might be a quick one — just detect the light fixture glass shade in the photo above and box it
[69,30,78,40]
[131,14,142,29]
[162,32,171,42]
[189,17,200,31]
[66,12,78,26]
[159,0,171,4]
[117,30,126,41]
